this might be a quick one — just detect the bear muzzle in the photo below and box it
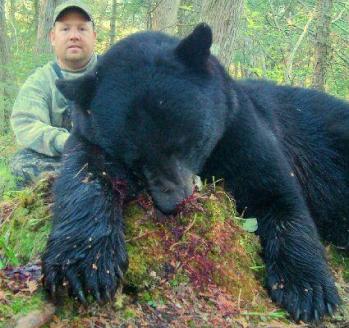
[148,177,194,215]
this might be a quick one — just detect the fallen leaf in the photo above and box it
[27,280,38,294]
[0,290,7,301]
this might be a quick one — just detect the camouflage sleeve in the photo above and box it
[10,67,70,157]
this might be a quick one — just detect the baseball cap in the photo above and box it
[53,0,94,25]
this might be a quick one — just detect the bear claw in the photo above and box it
[267,270,339,322]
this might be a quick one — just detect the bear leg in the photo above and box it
[258,205,340,322]
[42,135,128,304]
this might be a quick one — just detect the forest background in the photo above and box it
[0,0,348,139]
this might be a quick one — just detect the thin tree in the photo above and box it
[109,0,117,46]
[312,0,333,91]
[145,0,153,29]
[285,12,314,84]
[9,0,14,22]
[33,0,39,33]
[200,0,244,70]
[177,0,202,37]
[152,0,181,34]
[0,0,9,76]
[36,0,64,55]
[0,0,10,132]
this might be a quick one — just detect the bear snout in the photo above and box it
[150,180,194,215]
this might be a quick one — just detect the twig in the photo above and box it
[182,215,197,236]
[0,202,20,229]
[169,215,197,251]
[73,163,88,178]
[285,11,314,83]
[126,231,154,243]
[332,7,345,23]
[169,240,187,251]
[146,0,165,15]
[237,288,242,311]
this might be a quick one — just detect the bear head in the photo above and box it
[56,23,230,214]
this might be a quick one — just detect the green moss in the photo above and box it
[328,246,349,282]
[0,163,17,201]
[169,272,190,287]
[123,307,137,320]
[139,290,165,309]
[123,200,168,287]
[0,180,52,266]
[0,291,45,326]
[125,243,152,286]
[114,293,129,310]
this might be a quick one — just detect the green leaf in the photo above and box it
[242,218,258,233]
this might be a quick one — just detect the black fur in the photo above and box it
[42,23,349,322]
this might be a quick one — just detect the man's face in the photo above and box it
[50,10,96,70]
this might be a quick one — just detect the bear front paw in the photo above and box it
[267,268,340,322]
[43,246,128,304]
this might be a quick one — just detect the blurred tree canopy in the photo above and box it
[0,0,348,135]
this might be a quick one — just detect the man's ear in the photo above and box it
[50,29,55,47]
[56,73,97,108]
[175,23,213,72]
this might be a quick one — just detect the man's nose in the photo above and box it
[69,29,81,40]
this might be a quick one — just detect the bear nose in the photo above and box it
[152,181,194,215]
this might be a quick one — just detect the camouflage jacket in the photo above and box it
[10,54,98,157]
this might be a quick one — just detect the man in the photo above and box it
[10,0,97,186]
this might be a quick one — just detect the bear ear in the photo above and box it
[56,73,97,108]
[175,23,213,72]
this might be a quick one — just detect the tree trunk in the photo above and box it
[33,0,39,33]
[285,12,314,84]
[109,0,117,46]
[312,0,333,91]
[200,0,244,71]
[36,0,64,55]
[152,0,181,34]
[0,0,9,87]
[9,0,15,22]
[178,0,202,37]
[146,0,153,30]
[0,0,10,133]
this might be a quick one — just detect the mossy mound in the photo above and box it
[124,189,267,309]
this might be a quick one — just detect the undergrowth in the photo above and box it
[0,176,284,326]
[0,152,348,326]
[0,133,17,201]
[0,178,53,269]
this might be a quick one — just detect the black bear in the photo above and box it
[42,24,349,323]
